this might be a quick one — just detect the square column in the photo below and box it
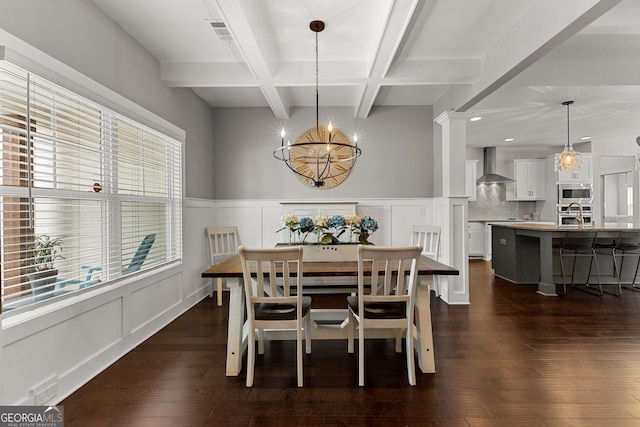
[434,111,470,304]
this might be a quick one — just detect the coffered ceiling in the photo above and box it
[91,0,640,149]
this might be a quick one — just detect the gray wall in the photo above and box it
[0,0,216,199]
[212,105,434,199]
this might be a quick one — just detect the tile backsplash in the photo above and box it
[469,184,537,220]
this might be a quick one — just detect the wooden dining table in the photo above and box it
[202,253,459,376]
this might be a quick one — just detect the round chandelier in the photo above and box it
[273,20,361,188]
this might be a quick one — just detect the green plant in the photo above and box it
[27,234,64,272]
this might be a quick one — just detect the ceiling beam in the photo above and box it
[452,0,623,112]
[355,0,421,118]
[214,0,290,118]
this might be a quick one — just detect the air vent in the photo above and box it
[210,21,232,41]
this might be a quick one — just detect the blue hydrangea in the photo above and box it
[327,215,346,229]
[360,216,378,232]
[299,216,314,232]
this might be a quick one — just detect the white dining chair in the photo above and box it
[206,226,239,306]
[238,245,312,387]
[347,244,422,386]
[412,225,441,296]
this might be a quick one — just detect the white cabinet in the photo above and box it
[506,159,546,201]
[557,154,592,183]
[466,160,478,201]
[468,222,484,257]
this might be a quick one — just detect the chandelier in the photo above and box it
[554,100,583,171]
[273,20,361,188]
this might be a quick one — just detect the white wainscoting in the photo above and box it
[0,263,205,406]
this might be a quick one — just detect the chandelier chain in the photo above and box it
[315,30,319,135]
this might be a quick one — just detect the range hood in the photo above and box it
[476,147,515,184]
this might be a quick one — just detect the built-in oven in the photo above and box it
[558,204,593,226]
[558,183,593,204]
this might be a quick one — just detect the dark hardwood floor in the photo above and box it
[61,260,640,426]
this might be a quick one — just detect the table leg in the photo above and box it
[414,281,435,373]
[226,278,245,376]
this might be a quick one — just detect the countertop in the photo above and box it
[490,223,640,231]
[468,219,552,224]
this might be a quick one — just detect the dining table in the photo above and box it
[202,253,459,376]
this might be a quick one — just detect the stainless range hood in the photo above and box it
[476,147,515,184]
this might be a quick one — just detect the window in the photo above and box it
[0,60,182,314]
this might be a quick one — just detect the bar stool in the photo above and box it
[609,232,640,292]
[559,231,602,295]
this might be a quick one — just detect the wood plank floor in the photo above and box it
[61,260,640,426]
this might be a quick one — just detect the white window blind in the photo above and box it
[0,60,182,314]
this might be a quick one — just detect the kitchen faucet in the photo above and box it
[566,201,583,228]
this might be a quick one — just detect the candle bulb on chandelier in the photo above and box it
[280,128,285,147]
[353,133,358,147]
[328,121,333,143]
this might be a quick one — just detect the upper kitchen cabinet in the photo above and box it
[506,159,546,201]
[557,154,592,183]
[466,160,478,201]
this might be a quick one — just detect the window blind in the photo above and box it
[0,60,182,314]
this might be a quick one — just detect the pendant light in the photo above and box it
[554,101,583,171]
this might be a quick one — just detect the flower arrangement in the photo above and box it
[278,214,377,245]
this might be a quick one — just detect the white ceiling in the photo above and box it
[91,0,640,149]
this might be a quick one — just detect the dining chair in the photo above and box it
[238,245,312,387]
[559,231,604,295]
[347,244,422,386]
[412,225,441,296]
[206,226,239,306]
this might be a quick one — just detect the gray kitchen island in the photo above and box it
[491,223,640,296]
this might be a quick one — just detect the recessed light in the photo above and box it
[580,136,590,140]
[504,138,514,142]
[470,116,482,122]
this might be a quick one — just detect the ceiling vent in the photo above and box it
[210,21,232,42]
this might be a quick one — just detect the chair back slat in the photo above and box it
[358,245,422,308]
[207,226,239,265]
[239,246,303,311]
[412,225,440,260]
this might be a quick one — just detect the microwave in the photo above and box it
[558,184,593,204]
[557,204,592,214]
[558,212,593,226]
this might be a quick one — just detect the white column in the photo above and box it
[634,167,640,226]
[434,111,469,304]
[435,112,468,197]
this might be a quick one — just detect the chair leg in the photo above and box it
[216,278,223,306]
[619,251,640,292]
[406,323,416,386]
[297,321,303,387]
[358,318,365,387]
[591,250,604,295]
[305,314,312,354]
[347,310,355,354]
[395,328,402,353]
[559,250,567,295]
[258,329,265,355]
[246,326,255,387]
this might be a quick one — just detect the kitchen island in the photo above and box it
[491,223,640,296]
